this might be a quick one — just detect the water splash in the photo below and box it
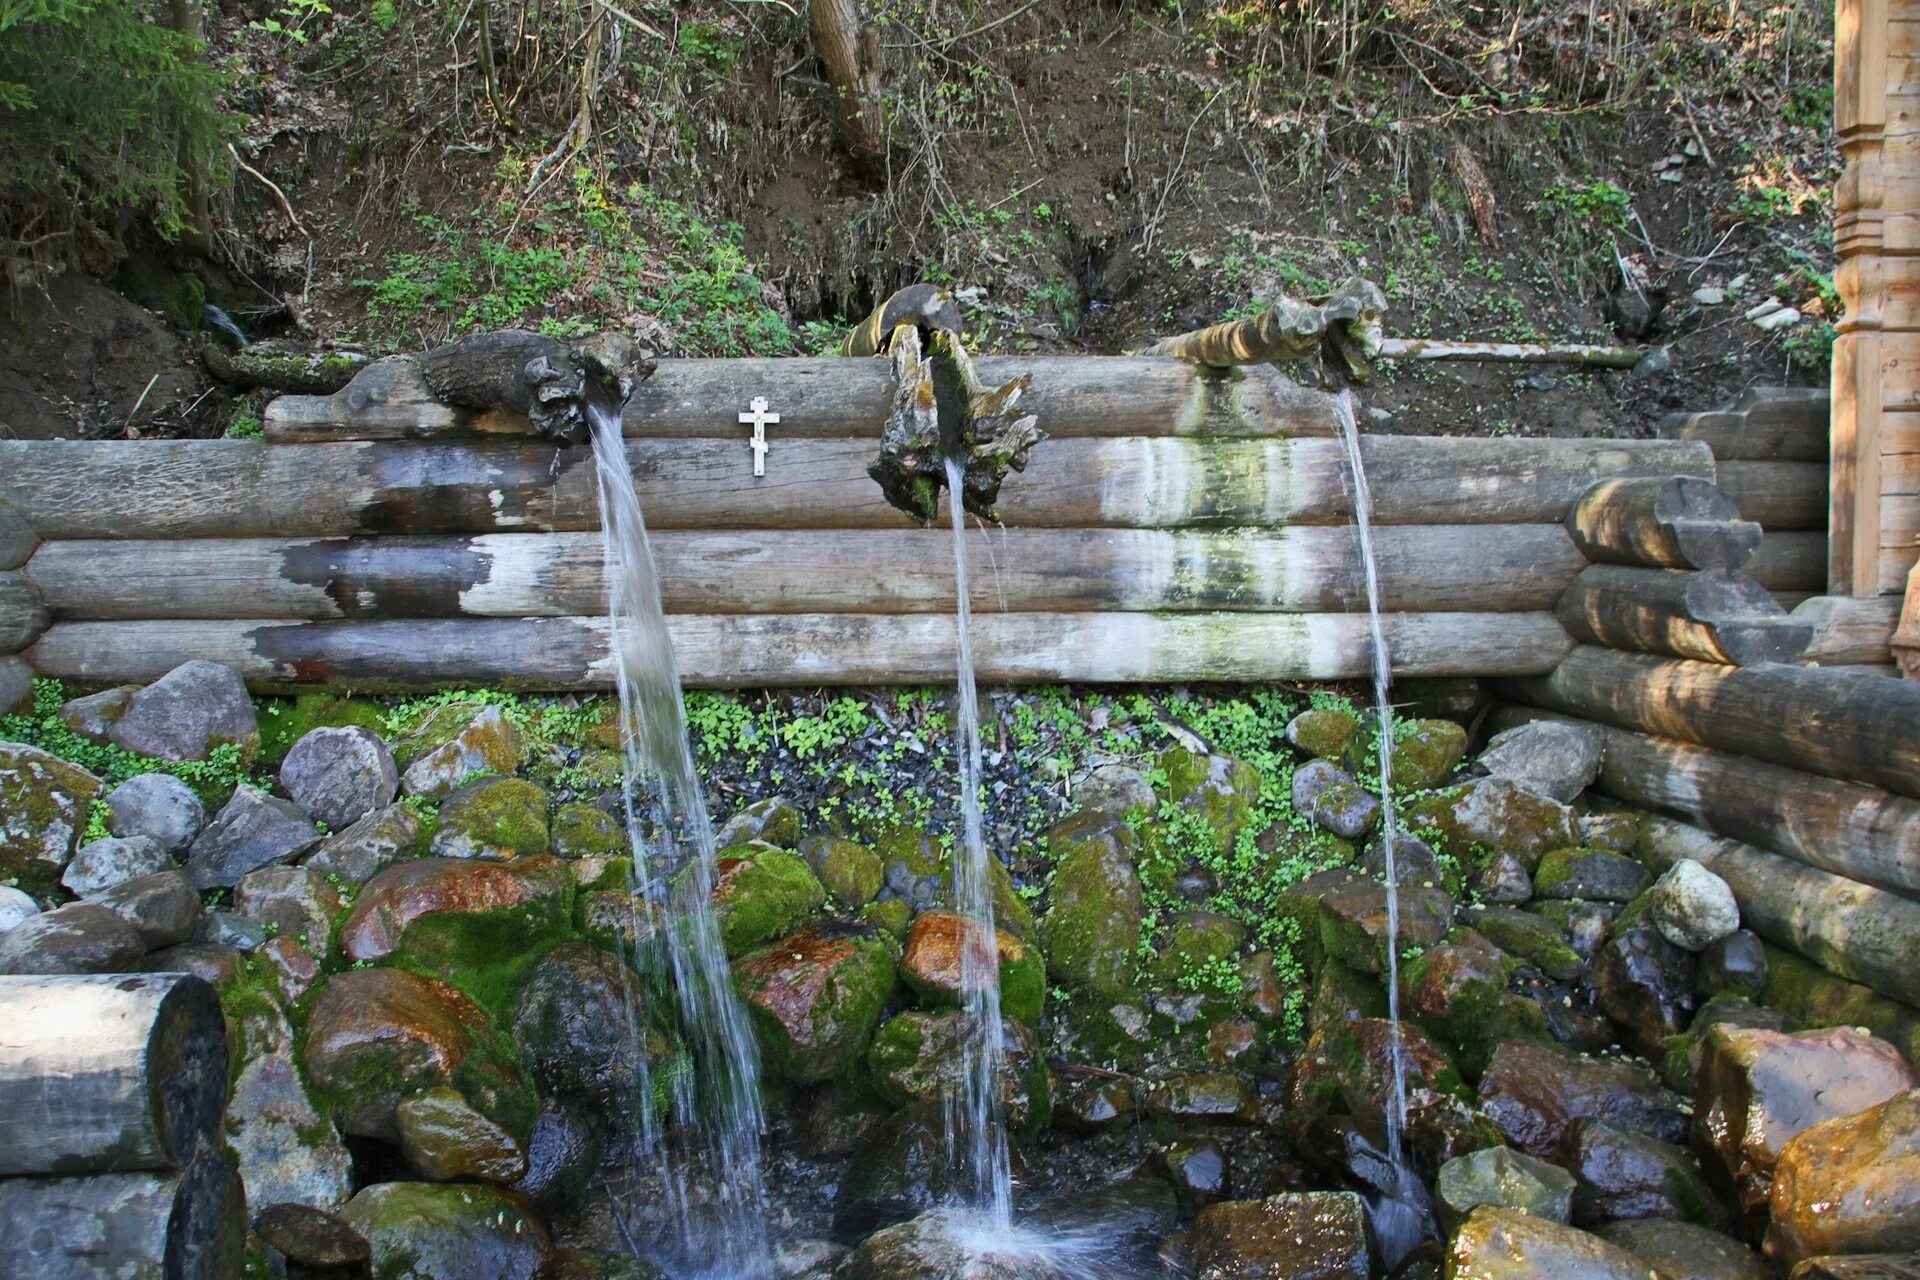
[586,391,771,1278]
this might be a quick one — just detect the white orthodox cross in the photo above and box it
[738,396,780,477]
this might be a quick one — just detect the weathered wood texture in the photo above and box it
[0,973,228,1176]
[0,570,48,654]
[1655,387,1829,461]
[1712,460,1829,531]
[1743,531,1828,594]
[1634,810,1920,1008]
[265,356,1342,442]
[1567,476,1761,571]
[25,612,1573,691]
[0,437,1714,539]
[0,499,37,570]
[1491,705,1920,898]
[1794,593,1901,665]
[1502,644,1920,800]
[27,526,1583,621]
[0,1148,246,1280]
[1555,565,1812,665]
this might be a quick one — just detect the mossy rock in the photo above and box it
[1390,719,1469,791]
[799,834,885,910]
[1141,911,1249,992]
[1400,930,1551,1079]
[898,911,1045,1025]
[0,742,102,897]
[550,803,622,860]
[1403,779,1579,873]
[391,702,492,768]
[866,1009,1050,1134]
[1306,959,1389,1035]
[695,843,827,957]
[732,922,898,1083]
[1037,811,1144,1001]
[1468,908,1583,982]
[429,777,551,861]
[858,897,911,941]
[338,1181,551,1280]
[1759,943,1920,1063]
[1286,708,1359,760]
[1532,847,1649,903]
[1156,746,1261,851]
[715,797,802,849]
[865,823,946,910]
[257,693,390,766]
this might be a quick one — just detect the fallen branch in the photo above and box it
[1375,338,1643,368]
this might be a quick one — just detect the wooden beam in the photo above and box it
[1502,644,1920,800]
[1491,705,1920,898]
[1792,594,1900,665]
[1634,810,1920,1009]
[1567,476,1761,571]
[0,1149,245,1280]
[1712,460,1829,531]
[25,525,1583,621]
[1554,565,1812,665]
[23,611,1574,691]
[0,571,48,655]
[1744,531,1828,595]
[1654,387,1829,462]
[0,436,1715,539]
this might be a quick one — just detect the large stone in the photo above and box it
[57,685,137,741]
[1478,1040,1688,1157]
[225,996,352,1211]
[280,726,397,831]
[1767,1090,1920,1269]
[107,660,259,763]
[1037,811,1143,1000]
[1287,707,1359,759]
[1698,930,1768,999]
[1405,777,1580,871]
[900,910,1044,1024]
[1185,1192,1370,1280]
[833,1210,1058,1280]
[1595,924,1698,1054]
[95,868,201,950]
[1479,720,1603,803]
[305,802,421,886]
[1564,1117,1725,1228]
[509,1103,601,1210]
[234,865,344,960]
[714,796,801,848]
[1281,868,1452,975]
[549,802,622,860]
[397,705,528,800]
[428,776,551,861]
[103,772,205,853]
[1597,1220,1769,1280]
[1053,1075,1136,1135]
[338,1181,550,1280]
[185,785,321,890]
[253,1204,371,1273]
[0,741,102,895]
[868,1009,1049,1129]
[338,855,573,970]
[1144,1072,1262,1126]
[61,835,170,897]
[698,843,826,957]
[1696,1025,1915,1220]
[1292,759,1380,840]
[0,900,145,973]
[303,967,533,1141]
[1292,1016,1468,1135]
[1648,860,1740,953]
[1535,847,1652,902]
[1393,718,1471,790]
[798,834,885,910]
[1468,906,1583,981]
[510,941,662,1110]
[0,884,38,933]
[733,922,898,1084]
[835,1104,1004,1239]
[1077,763,1156,815]
[1448,1205,1660,1280]
[1158,746,1262,850]
[395,1086,527,1183]
[1435,1146,1577,1234]
[1788,1259,1920,1280]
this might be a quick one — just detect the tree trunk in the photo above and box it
[809,0,886,169]
[0,973,228,1175]
[0,571,48,655]
[1554,565,1812,665]
[0,1149,245,1280]
[1567,475,1761,571]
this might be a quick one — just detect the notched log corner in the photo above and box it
[1150,277,1388,380]
[416,329,657,441]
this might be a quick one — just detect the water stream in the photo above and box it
[587,391,773,1278]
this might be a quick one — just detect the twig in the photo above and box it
[588,0,664,41]
[227,144,306,235]
[126,374,160,428]
[1142,86,1227,255]
[1376,337,1643,368]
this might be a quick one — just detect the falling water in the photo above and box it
[1332,391,1428,1263]
[586,388,771,1278]
[941,454,1016,1232]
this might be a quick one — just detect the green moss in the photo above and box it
[1760,944,1920,1062]
[1141,911,1248,992]
[859,897,911,940]
[256,693,389,766]
[551,802,623,859]
[1390,719,1468,790]
[1287,708,1359,759]
[1156,746,1261,851]
[1471,909,1583,982]
[1037,811,1144,1001]
[799,834,884,909]
[698,844,827,957]
[431,777,550,860]
[392,888,577,1028]
[735,929,897,1082]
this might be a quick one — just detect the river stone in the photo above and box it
[869,1009,1049,1129]
[509,1102,601,1210]
[1185,1192,1370,1280]
[1473,851,1534,904]
[1648,860,1740,952]
[395,1085,528,1183]
[1479,721,1603,803]
[732,922,896,1084]
[1393,718,1470,790]
[1788,1259,1920,1280]
[1405,777,1580,871]
[1053,1075,1136,1135]
[1287,707,1360,759]
[1564,1117,1726,1228]
[1767,1090,1920,1269]
[338,1181,551,1280]
[1479,1040,1688,1157]
[1534,898,1617,959]
[510,940,662,1111]
[1293,1015,1466,1133]
[715,796,802,848]
[338,855,573,968]
[833,1210,1061,1280]
[428,776,550,861]
[0,656,31,716]
[836,1104,1000,1239]
[280,726,398,831]
[1535,847,1652,902]
[257,934,321,1003]
[1697,930,1767,1000]
[0,884,38,933]
[1292,759,1380,839]
[305,802,421,885]
[397,705,528,800]
[61,834,170,897]
[550,802,622,859]
[798,833,885,909]
[234,865,344,959]
[142,940,245,986]
[56,684,138,742]
[107,660,259,763]
[95,869,201,950]
[0,901,144,973]
[1037,811,1143,999]
[1448,1205,1658,1280]
[254,1203,370,1271]
[226,996,352,1211]
[1159,746,1262,849]
[1359,830,1444,889]
[1161,1136,1230,1208]
[692,842,826,957]
[197,908,266,952]
[104,772,205,853]
[1285,868,1453,975]
[1597,1220,1768,1280]
[1436,1145,1577,1233]
[1468,906,1583,981]
[1696,1025,1916,1221]
[1596,925,1698,1053]
[304,967,532,1141]
[1144,1072,1261,1126]
[186,784,321,890]
[899,909,1044,1024]
[1077,763,1156,815]
[0,741,102,896]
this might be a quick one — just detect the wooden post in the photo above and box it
[0,1148,246,1280]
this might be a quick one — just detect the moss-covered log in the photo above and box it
[1567,475,1762,571]
[1554,565,1812,665]
[200,342,373,395]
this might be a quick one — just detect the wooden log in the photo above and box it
[1743,531,1827,594]
[1490,705,1920,898]
[266,356,1343,441]
[0,973,228,1175]
[25,525,1584,621]
[1501,645,1920,801]
[0,497,38,570]
[0,570,48,654]
[1375,338,1642,368]
[1655,387,1829,462]
[1567,476,1762,571]
[0,1149,246,1280]
[1554,565,1812,665]
[1793,594,1900,665]
[0,437,1716,540]
[1633,811,1920,1010]
[1713,460,1829,531]
[809,0,885,169]
[23,611,1574,691]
